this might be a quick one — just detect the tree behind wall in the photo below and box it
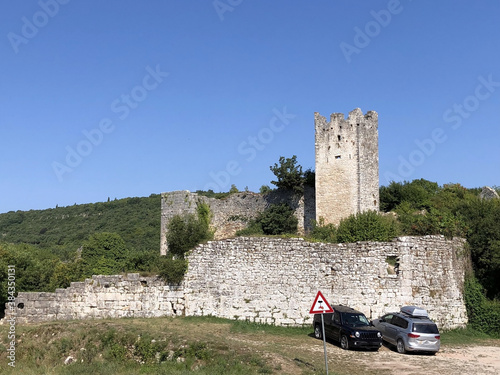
[81,232,127,276]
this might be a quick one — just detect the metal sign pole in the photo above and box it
[321,313,329,375]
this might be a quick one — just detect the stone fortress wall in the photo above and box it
[160,188,316,255]
[6,235,468,330]
[315,109,379,225]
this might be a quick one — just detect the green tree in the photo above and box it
[458,198,500,299]
[270,155,304,194]
[259,185,272,194]
[236,203,298,236]
[303,168,315,187]
[380,179,439,212]
[464,277,500,336]
[229,184,239,194]
[81,232,127,276]
[48,260,84,290]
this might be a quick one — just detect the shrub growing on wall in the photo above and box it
[308,218,336,242]
[166,202,213,257]
[161,202,213,283]
[158,258,188,285]
[335,210,401,243]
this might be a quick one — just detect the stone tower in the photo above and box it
[315,108,379,226]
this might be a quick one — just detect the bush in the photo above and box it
[308,219,336,242]
[236,203,298,236]
[235,220,264,236]
[257,204,298,235]
[464,277,500,337]
[380,179,439,212]
[158,258,188,284]
[336,211,401,243]
[166,202,213,257]
[458,198,500,299]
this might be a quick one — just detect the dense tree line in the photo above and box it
[0,194,161,258]
[0,195,162,316]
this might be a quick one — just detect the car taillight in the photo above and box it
[408,333,420,338]
[435,335,440,340]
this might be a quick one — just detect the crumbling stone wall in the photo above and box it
[4,236,468,330]
[160,188,316,255]
[315,108,379,226]
[7,274,184,324]
[183,235,468,329]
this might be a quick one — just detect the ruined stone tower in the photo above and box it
[315,108,379,226]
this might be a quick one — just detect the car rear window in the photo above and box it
[412,323,439,334]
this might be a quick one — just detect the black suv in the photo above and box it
[313,305,383,350]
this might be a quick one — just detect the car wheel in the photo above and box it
[397,339,406,354]
[314,324,322,339]
[340,335,349,350]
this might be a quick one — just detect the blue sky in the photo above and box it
[1,0,499,213]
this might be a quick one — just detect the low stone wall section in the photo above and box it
[8,274,184,324]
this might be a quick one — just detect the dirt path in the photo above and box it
[228,332,500,375]
[355,345,500,375]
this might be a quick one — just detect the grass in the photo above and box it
[0,316,498,375]
[440,326,495,346]
[0,316,313,375]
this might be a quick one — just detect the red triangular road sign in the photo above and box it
[309,291,334,314]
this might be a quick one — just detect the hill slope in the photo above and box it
[0,194,161,257]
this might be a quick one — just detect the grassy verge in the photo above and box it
[0,316,319,375]
[440,326,496,346]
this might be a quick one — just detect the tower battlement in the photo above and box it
[315,108,379,225]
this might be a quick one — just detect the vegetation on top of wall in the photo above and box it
[160,202,214,284]
[378,179,500,301]
[308,211,401,243]
[236,203,298,236]
[165,202,213,257]
[337,211,401,243]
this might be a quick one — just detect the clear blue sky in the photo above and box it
[1,0,499,213]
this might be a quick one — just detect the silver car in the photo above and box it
[371,306,441,354]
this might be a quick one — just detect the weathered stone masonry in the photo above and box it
[5,235,468,330]
[7,274,185,323]
[315,108,379,226]
[160,189,316,255]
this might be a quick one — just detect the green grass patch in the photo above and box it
[229,319,312,336]
[441,326,494,346]
[0,317,290,375]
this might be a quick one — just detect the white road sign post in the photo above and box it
[310,291,334,375]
